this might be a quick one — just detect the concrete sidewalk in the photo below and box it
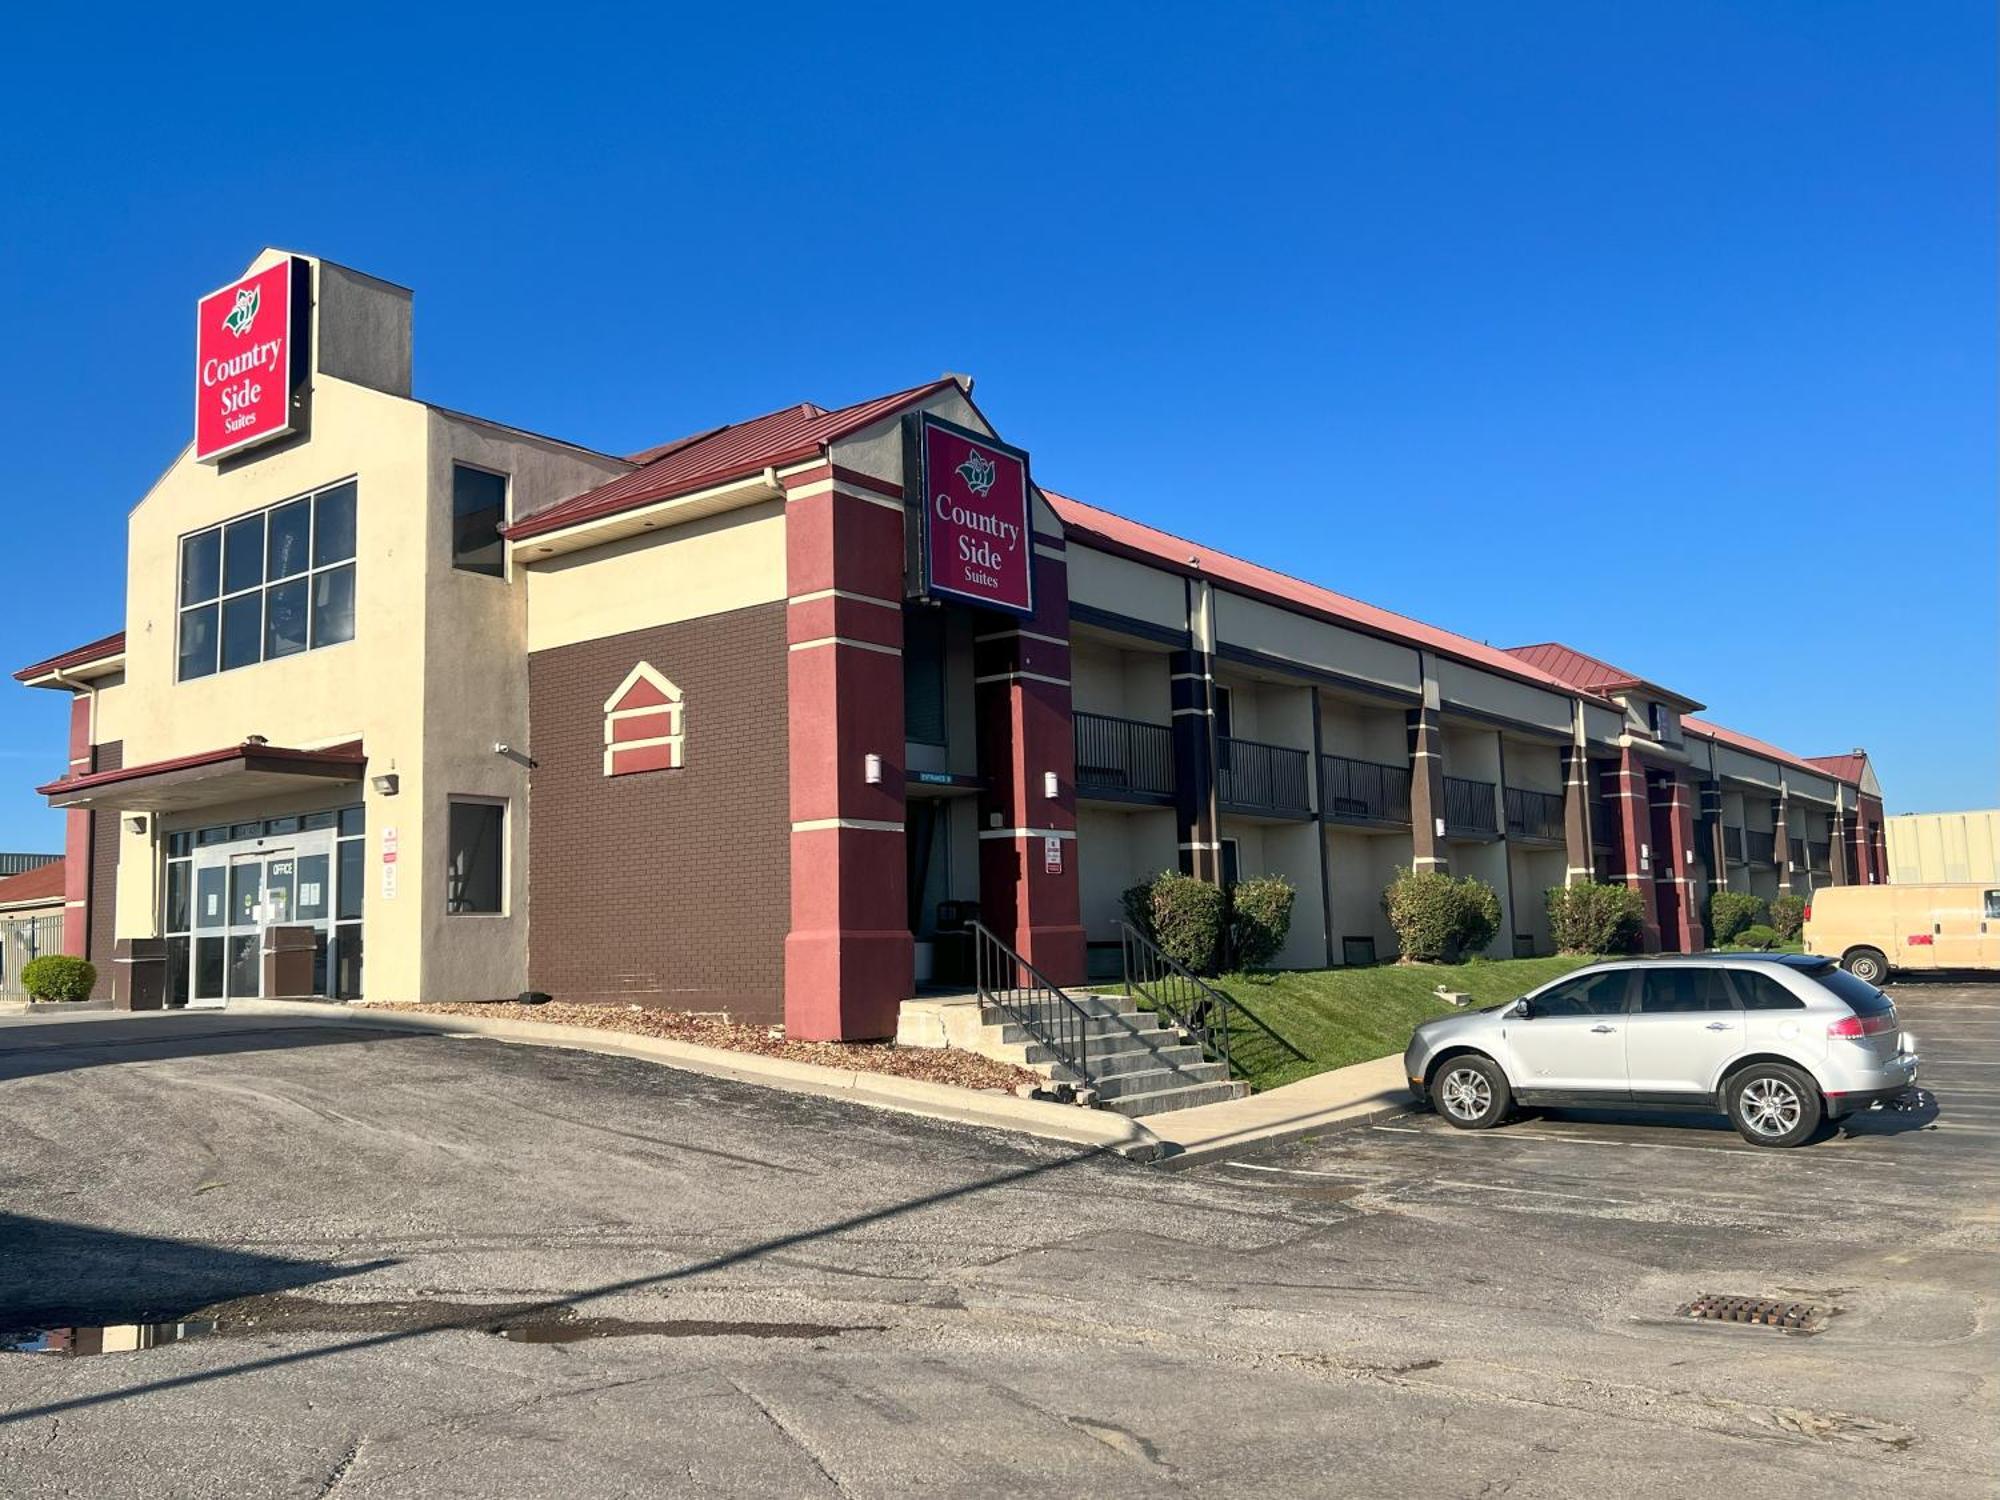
[1135,1052,1417,1168]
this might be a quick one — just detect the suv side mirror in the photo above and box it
[1512,997,1535,1020]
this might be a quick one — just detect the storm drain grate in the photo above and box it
[1677,1293,1820,1331]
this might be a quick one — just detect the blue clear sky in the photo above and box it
[1,2,1992,850]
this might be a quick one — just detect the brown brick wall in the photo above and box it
[526,604,790,1021]
[88,740,123,999]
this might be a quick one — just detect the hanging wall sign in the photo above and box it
[195,257,311,462]
[910,413,1034,617]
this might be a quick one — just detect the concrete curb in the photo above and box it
[241,1001,1166,1162]
[1148,1098,1417,1171]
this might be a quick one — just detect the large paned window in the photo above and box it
[445,799,505,914]
[178,480,357,681]
[451,464,508,576]
[903,606,947,746]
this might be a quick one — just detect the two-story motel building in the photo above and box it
[17,251,1889,1039]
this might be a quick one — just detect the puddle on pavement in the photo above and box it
[10,1320,214,1357]
[4,1293,881,1355]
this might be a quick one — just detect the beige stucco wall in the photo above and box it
[1069,637,1172,723]
[523,500,787,655]
[1504,738,1564,795]
[100,365,625,1002]
[1508,844,1567,953]
[1075,805,1177,943]
[1452,838,1513,959]
[1434,659,1571,736]
[1211,591,1420,699]
[1065,546,1187,632]
[1318,693,1406,766]
[1323,828,1406,962]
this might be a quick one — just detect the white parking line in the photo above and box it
[1218,1161,1361,1179]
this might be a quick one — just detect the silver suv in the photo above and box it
[1403,954,1920,1147]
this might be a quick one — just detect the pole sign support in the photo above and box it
[904,412,1035,618]
[195,256,311,463]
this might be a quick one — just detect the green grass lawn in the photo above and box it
[1205,955,1603,1092]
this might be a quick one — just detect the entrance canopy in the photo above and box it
[38,741,366,814]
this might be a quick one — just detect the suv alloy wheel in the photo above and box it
[1724,1061,1824,1147]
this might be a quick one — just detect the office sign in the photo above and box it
[913,413,1034,616]
[195,257,310,462]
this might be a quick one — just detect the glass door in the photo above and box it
[188,829,335,1007]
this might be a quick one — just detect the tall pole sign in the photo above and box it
[909,413,1035,617]
[195,257,311,463]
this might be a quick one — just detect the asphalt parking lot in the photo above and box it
[0,980,1993,1498]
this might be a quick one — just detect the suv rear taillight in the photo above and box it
[1828,1011,1896,1039]
[1802,902,1812,923]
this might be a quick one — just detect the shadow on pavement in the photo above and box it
[0,1145,1112,1426]
[0,1013,437,1083]
[0,1213,395,1334]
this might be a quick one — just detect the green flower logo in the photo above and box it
[956,448,996,497]
[223,285,261,338]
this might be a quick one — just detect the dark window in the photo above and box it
[221,594,263,670]
[177,479,359,680]
[1734,971,1805,1011]
[1986,890,2000,921]
[903,607,947,747]
[1220,838,1241,888]
[313,483,356,566]
[1812,966,1895,1017]
[1638,967,1737,1013]
[195,866,226,927]
[165,863,190,934]
[267,499,311,579]
[337,805,366,837]
[446,801,504,914]
[195,937,225,1000]
[312,564,356,647]
[166,832,193,858]
[336,838,364,920]
[166,936,190,1008]
[181,530,221,604]
[177,604,218,680]
[333,924,363,999]
[1213,685,1233,739]
[452,465,508,576]
[296,853,329,920]
[1529,970,1629,1017]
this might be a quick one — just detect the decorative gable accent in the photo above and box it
[603,663,685,776]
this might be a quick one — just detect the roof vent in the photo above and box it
[943,370,975,393]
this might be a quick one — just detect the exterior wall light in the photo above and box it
[125,815,149,835]
[863,753,883,786]
[371,773,400,796]
[1043,771,1059,800]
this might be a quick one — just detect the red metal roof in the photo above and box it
[36,740,365,801]
[1804,752,1869,785]
[1504,642,1644,693]
[1047,492,1604,703]
[508,378,960,543]
[15,630,126,683]
[0,859,64,906]
[1683,717,1864,784]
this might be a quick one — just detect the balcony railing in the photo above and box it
[1443,775,1498,837]
[1504,786,1565,842]
[1805,839,1831,871]
[1722,825,1746,863]
[1216,736,1313,818]
[1073,711,1175,802]
[1319,753,1410,827]
[1744,829,1776,866]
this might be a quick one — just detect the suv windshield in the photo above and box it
[1811,965,1896,1017]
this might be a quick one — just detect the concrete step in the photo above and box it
[1099,1079,1250,1117]
[980,1013,1178,1048]
[1026,1041,1211,1078]
[975,992,1141,1022]
[1082,1062,1232,1100]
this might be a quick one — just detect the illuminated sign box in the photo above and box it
[908,413,1034,617]
[195,257,311,463]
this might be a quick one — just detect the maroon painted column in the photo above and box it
[975,545,1085,984]
[1828,807,1851,886]
[782,470,911,1041]
[1665,776,1706,951]
[1561,745,1592,884]
[1770,795,1794,896]
[60,693,91,957]
[1613,746,1662,952]
[1407,706,1449,875]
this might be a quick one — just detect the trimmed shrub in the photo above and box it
[1228,875,1296,970]
[1118,881,1158,946]
[1706,890,1768,946]
[1149,873,1227,975]
[1382,869,1501,963]
[21,955,96,1003]
[1734,923,1780,951]
[1769,893,1806,943]
[1545,882,1645,955]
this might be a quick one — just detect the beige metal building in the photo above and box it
[1886,810,2000,885]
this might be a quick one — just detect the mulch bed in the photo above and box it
[360,1001,1039,1092]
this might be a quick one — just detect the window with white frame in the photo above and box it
[445,799,505,914]
[177,479,357,681]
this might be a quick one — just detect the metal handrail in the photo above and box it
[1216,735,1313,817]
[1118,921,1235,1077]
[1073,710,1175,798]
[1504,786,1565,841]
[1320,753,1411,825]
[1443,775,1498,835]
[970,920,1097,1089]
